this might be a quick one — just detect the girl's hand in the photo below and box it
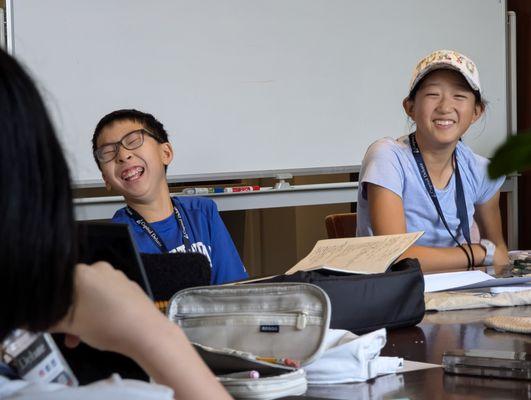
[52,262,232,399]
[52,262,165,356]
[493,247,510,267]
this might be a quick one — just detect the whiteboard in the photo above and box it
[7,0,508,186]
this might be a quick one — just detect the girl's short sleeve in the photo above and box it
[359,139,405,201]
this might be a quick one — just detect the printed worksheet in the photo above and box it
[285,232,423,275]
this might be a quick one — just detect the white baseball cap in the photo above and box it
[409,49,481,96]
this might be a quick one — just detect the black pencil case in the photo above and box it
[258,258,425,334]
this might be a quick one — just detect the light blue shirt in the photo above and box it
[356,136,504,247]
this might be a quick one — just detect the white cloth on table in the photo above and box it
[304,328,403,384]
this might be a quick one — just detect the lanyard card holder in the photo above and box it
[167,283,331,400]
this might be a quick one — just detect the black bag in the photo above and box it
[260,258,425,334]
[141,252,211,302]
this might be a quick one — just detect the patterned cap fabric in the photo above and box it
[409,50,481,96]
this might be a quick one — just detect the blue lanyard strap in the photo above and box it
[0,362,18,380]
[408,133,475,269]
[126,199,192,253]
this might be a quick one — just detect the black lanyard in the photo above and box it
[126,198,192,253]
[409,133,475,269]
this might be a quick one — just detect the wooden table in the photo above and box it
[300,305,531,399]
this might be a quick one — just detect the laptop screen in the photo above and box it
[76,222,154,299]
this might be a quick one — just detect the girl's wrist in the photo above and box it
[124,312,179,365]
[472,243,487,266]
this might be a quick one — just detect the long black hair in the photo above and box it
[0,49,75,340]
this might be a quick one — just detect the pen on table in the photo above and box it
[218,370,260,379]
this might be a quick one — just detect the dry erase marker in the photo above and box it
[219,370,260,379]
[224,185,260,193]
[183,187,212,195]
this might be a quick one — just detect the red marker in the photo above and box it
[224,185,261,193]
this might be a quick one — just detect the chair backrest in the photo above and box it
[325,213,357,239]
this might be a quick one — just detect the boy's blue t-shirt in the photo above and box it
[356,136,505,247]
[112,196,248,284]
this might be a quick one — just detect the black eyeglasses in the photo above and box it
[94,129,158,163]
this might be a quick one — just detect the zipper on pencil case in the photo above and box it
[174,311,315,330]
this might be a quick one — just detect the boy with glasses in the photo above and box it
[92,109,248,285]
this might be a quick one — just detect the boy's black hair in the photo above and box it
[92,109,170,170]
[0,49,75,341]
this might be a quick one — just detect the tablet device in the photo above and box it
[443,349,531,380]
[76,221,154,299]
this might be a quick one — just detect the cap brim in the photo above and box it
[409,63,480,95]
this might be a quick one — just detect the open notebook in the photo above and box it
[285,232,423,275]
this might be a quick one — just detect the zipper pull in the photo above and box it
[296,312,308,330]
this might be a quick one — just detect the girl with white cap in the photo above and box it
[356,50,509,272]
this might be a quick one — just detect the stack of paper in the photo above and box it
[424,270,531,293]
[489,284,531,294]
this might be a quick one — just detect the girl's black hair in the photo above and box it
[407,70,485,109]
[0,49,76,341]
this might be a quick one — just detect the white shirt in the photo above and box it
[0,374,173,400]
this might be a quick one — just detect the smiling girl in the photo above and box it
[356,50,509,272]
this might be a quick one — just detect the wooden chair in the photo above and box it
[325,213,357,239]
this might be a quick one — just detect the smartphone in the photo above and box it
[443,349,531,380]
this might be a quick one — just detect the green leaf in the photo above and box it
[488,131,531,179]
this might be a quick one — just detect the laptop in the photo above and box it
[76,221,212,302]
[76,221,154,299]
[66,221,211,384]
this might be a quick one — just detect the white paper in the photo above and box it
[424,271,494,293]
[490,285,531,294]
[398,360,441,373]
[424,270,531,293]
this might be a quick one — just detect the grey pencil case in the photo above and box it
[167,283,331,399]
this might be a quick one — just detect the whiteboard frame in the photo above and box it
[6,0,510,186]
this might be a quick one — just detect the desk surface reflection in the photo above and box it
[287,305,531,399]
